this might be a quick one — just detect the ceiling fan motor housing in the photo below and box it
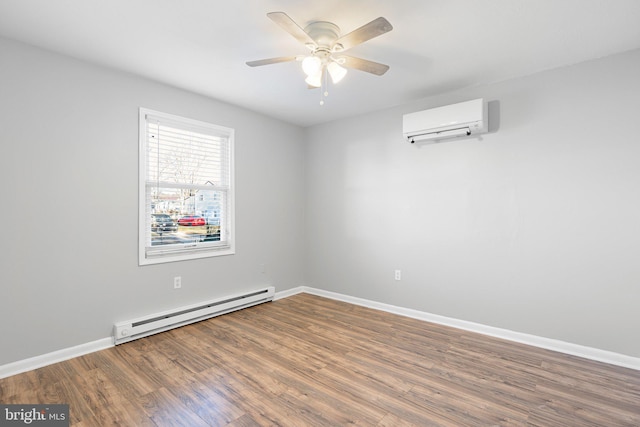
[304,21,341,52]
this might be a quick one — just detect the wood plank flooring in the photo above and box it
[1,293,639,426]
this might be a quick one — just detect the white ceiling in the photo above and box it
[1,0,639,127]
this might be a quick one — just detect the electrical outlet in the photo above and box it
[394,270,401,281]
[174,276,182,289]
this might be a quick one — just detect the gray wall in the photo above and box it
[305,48,640,357]
[0,38,306,365]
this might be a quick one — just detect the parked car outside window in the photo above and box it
[177,215,206,226]
[152,213,177,232]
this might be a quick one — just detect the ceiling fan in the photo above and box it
[247,12,393,104]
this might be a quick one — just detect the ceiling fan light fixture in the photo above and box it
[302,55,322,76]
[248,13,393,105]
[327,61,347,84]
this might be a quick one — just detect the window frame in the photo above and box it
[138,108,235,265]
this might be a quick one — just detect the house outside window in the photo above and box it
[138,108,235,265]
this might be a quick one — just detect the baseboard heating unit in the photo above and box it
[113,286,275,345]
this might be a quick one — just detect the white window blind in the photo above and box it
[139,108,235,265]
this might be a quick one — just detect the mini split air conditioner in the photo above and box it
[403,98,488,143]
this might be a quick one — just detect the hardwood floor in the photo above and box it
[1,293,639,426]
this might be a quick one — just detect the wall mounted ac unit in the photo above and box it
[403,98,488,143]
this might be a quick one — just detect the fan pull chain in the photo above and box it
[320,70,329,106]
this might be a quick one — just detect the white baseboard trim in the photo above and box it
[2,286,637,378]
[274,286,305,301]
[294,286,640,371]
[0,338,113,379]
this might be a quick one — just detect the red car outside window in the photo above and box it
[178,216,206,226]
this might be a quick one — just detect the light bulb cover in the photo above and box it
[305,70,323,88]
[302,56,322,76]
[327,61,347,84]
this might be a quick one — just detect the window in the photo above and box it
[139,108,234,265]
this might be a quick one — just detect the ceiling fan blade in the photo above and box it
[340,55,390,76]
[267,12,316,46]
[246,56,297,67]
[334,17,393,51]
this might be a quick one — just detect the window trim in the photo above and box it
[138,108,235,265]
